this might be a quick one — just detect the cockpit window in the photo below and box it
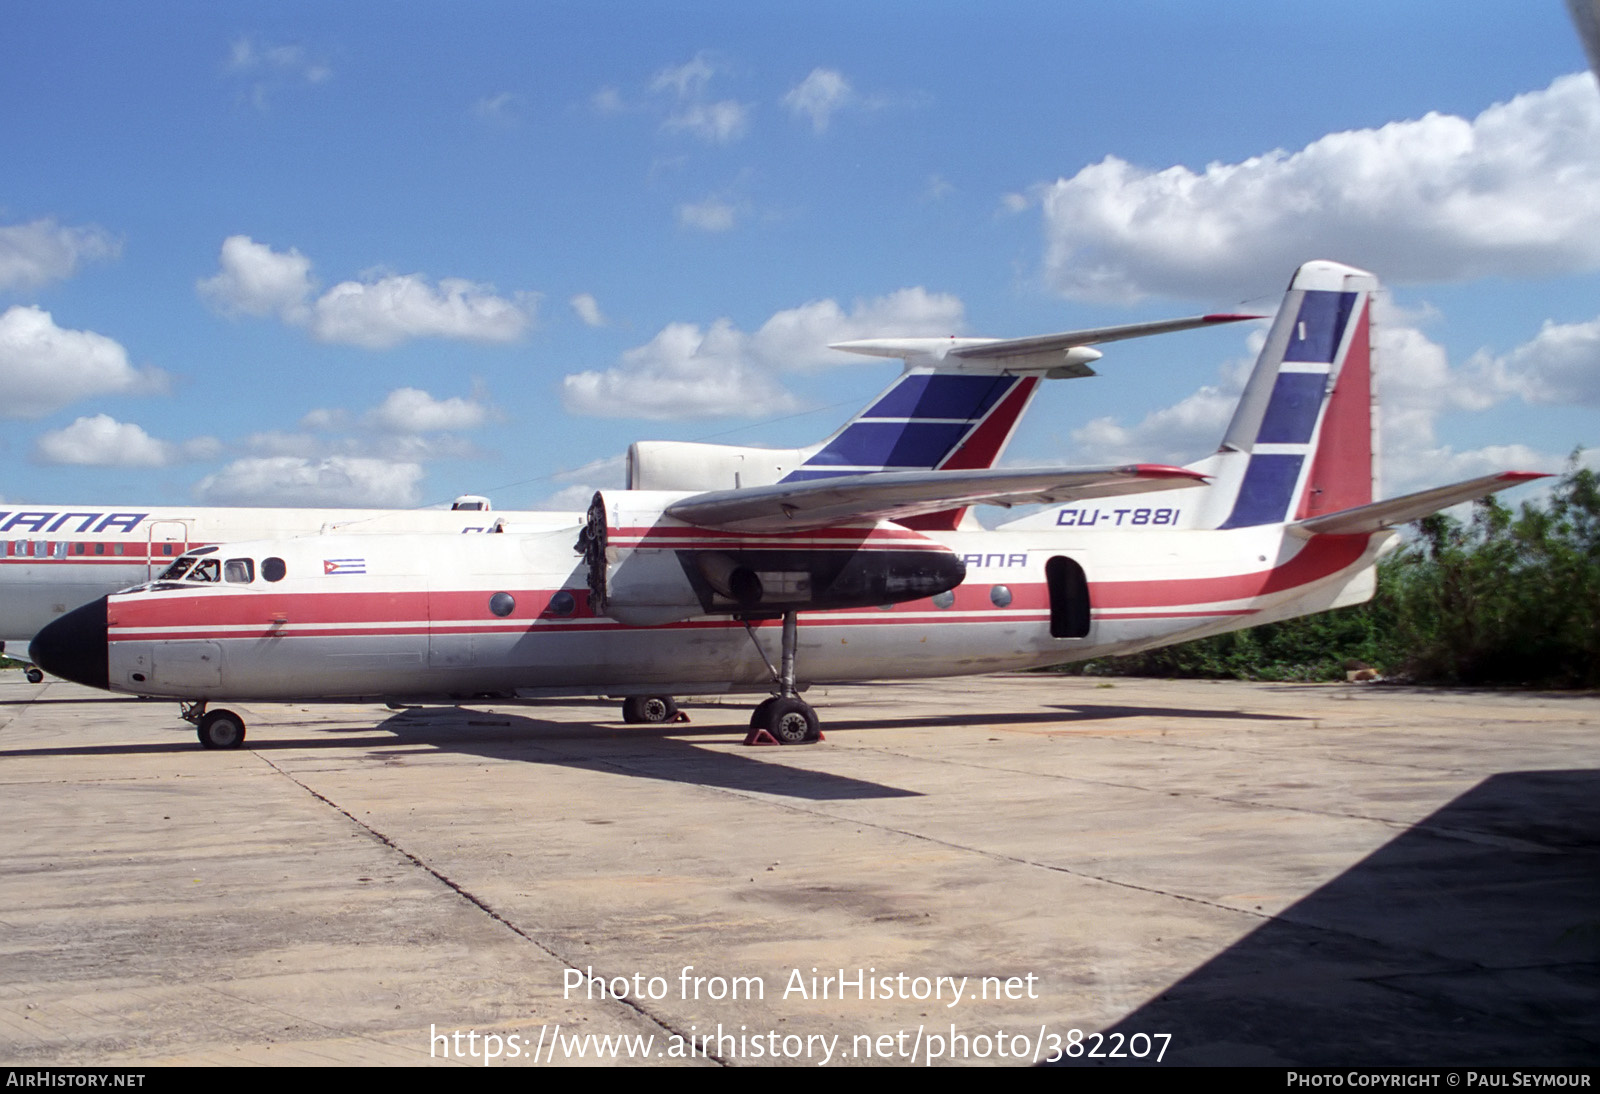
[158,558,195,581]
[185,559,221,583]
[224,558,254,584]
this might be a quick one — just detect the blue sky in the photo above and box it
[2,2,1595,511]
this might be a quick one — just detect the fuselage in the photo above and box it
[0,502,571,650]
[60,520,1390,703]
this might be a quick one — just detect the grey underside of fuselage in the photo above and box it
[109,618,1116,701]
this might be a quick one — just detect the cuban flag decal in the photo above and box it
[323,558,367,575]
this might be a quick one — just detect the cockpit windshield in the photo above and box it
[157,557,196,581]
[185,558,221,583]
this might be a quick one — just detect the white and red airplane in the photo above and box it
[29,261,1544,748]
[1,307,1250,675]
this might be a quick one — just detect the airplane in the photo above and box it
[1,307,1254,677]
[28,261,1546,749]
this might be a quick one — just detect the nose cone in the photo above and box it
[30,597,110,691]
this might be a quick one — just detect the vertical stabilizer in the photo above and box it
[1208,260,1379,529]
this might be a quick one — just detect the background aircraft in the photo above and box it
[3,310,1248,675]
[29,261,1546,748]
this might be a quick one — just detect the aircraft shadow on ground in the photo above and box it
[1055,769,1600,1067]
[356,705,923,801]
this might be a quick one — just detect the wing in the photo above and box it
[1288,472,1549,537]
[831,313,1261,378]
[665,464,1207,532]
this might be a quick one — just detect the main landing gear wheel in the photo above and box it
[197,709,247,750]
[24,667,43,684]
[762,696,820,745]
[622,695,679,724]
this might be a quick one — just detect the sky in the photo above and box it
[2,1,1596,514]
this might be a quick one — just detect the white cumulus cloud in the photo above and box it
[0,306,165,419]
[197,235,314,319]
[365,387,490,433]
[1037,73,1600,302]
[32,414,220,468]
[662,100,750,144]
[783,68,853,133]
[562,287,964,419]
[650,52,750,144]
[677,197,739,232]
[569,293,606,327]
[198,236,536,348]
[34,415,172,467]
[1473,316,1600,406]
[308,275,533,349]
[195,456,424,507]
[0,219,120,291]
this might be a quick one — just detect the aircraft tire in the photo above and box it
[622,695,678,724]
[764,697,820,745]
[197,709,247,750]
[24,668,43,684]
[749,696,779,728]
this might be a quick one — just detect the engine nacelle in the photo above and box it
[626,440,809,492]
[578,491,965,627]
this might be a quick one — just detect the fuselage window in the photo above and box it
[989,584,1013,608]
[224,559,254,584]
[262,557,287,582]
[546,590,575,616]
[489,592,515,617]
[113,543,124,556]
[94,543,106,556]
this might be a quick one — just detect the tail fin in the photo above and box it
[1203,259,1380,529]
[626,370,1041,500]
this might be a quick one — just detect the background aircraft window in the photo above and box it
[113,544,124,555]
[160,543,175,556]
[263,557,286,582]
[547,591,575,616]
[489,592,515,616]
[94,543,105,555]
[224,559,254,583]
[186,559,221,582]
[932,590,955,609]
[989,584,1013,608]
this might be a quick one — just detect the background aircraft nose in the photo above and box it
[29,597,110,692]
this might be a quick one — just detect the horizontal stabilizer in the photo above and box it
[1288,472,1549,537]
[666,464,1207,532]
[831,313,1261,376]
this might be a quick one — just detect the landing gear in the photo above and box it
[197,709,247,750]
[622,694,679,724]
[762,696,820,744]
[179,700,247,750]
[24,667,43,684]
[742,611,822,745]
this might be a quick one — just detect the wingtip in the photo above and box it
[1130,463,1209,482]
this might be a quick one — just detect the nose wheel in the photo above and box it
[181,700,248,750]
